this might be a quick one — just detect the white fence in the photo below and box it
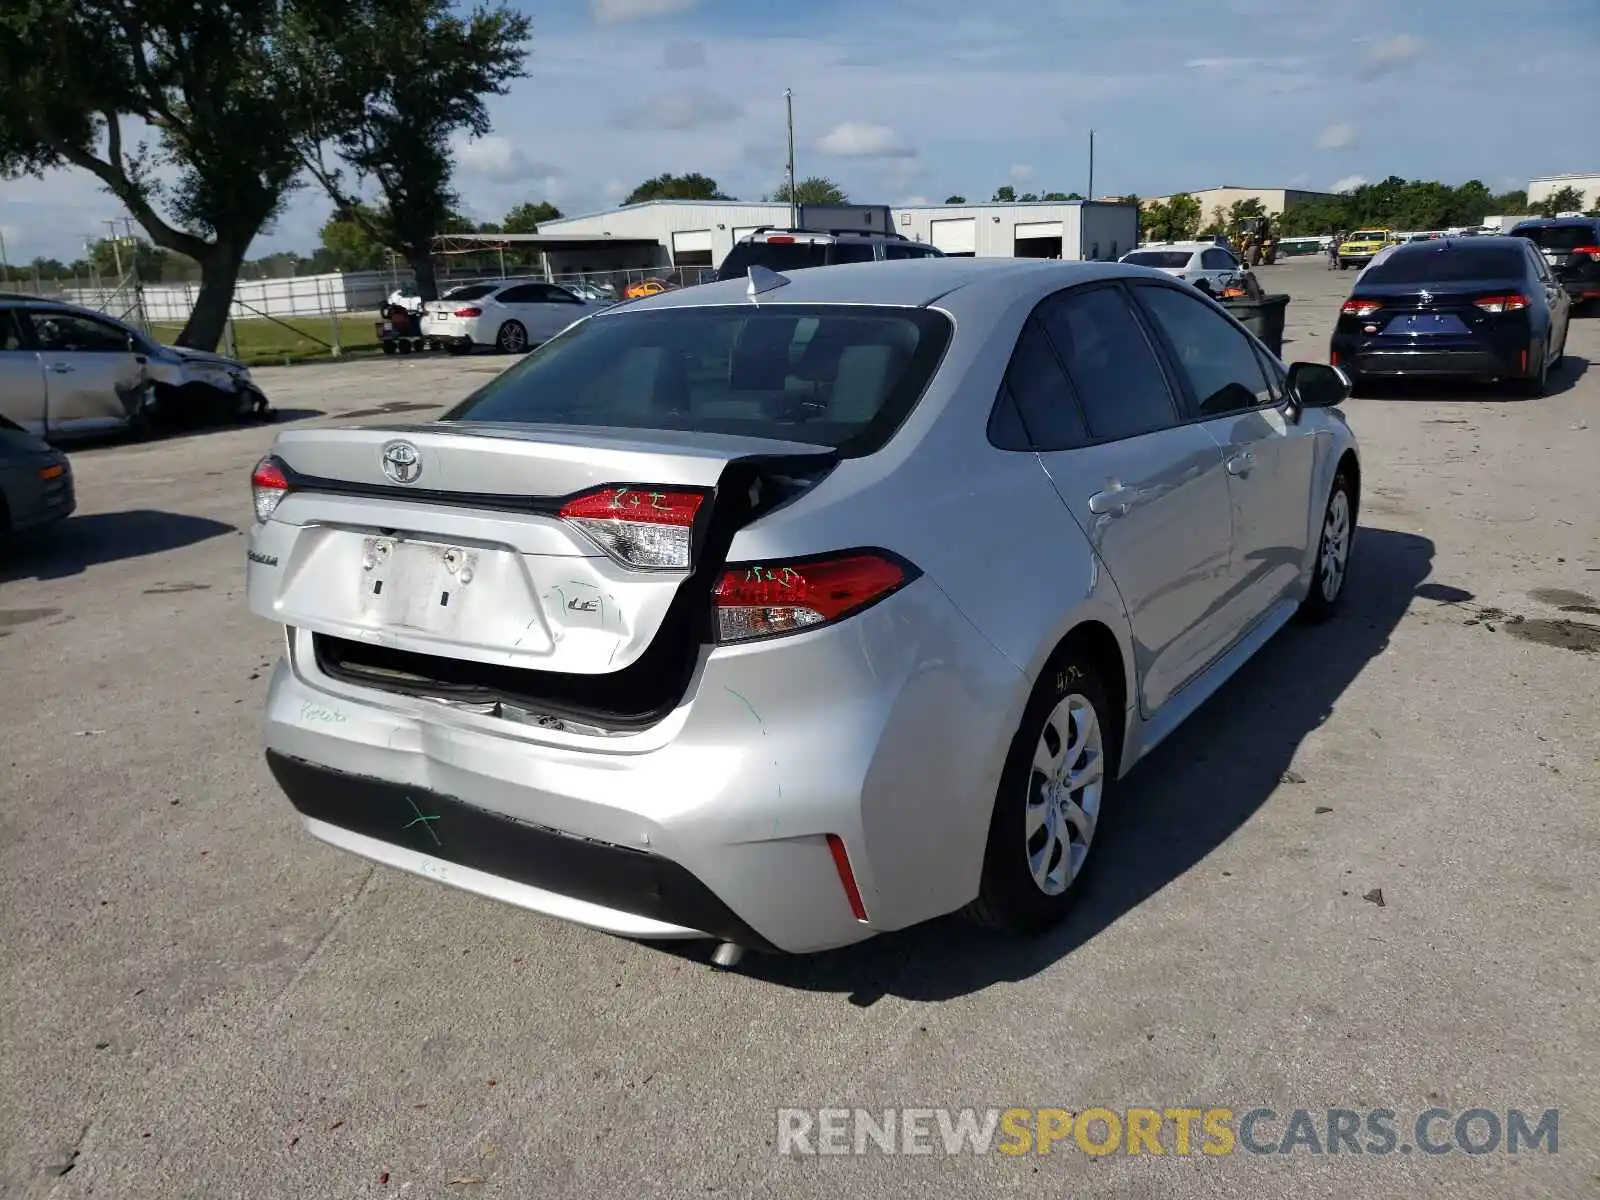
[61,270,395,323]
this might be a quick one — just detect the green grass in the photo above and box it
[149,313,383,365]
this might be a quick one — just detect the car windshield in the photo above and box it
[717,240,876,279]
[1123,251,1192,268]
[441,284,497,301]
[1350,231,1387,241]
[1513,225,1598,253]
[1362,245,1527,284]
[442,304,952,453]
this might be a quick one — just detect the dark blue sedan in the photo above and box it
[0,415,74,543]
[1330,236,1571,396]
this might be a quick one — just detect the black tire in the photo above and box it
[1300,470,1355,624]
[496,320,529,353]
[967,650,1118,935]
[381,341,398,356]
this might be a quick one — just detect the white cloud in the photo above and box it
[1360,34,1424,78]
[590,0,697,24]
[1288,172,1310,187]
[899,195,930,206]
[451,134,564,187]
[1330,174,1368,194]
[661,39,707,69]
[611,86,742,131]
[1008,164,1035,185]
[1317,123,1355,150]
[815,122,917,159]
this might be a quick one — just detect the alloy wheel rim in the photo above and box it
[502,323,526,351]
[1320,489,1350,601]
[1025,693,1105,896]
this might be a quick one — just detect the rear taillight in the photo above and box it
[1473,294,1530,313]
[251,455,290,523]
[766,235,795,244]
[1341,298,1382,318]
[712,551,916,644]
[558,486,705,570]
[1573,245,1600,262]
[454,306,483,317]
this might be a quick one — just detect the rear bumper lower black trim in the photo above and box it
[265,750,778,952]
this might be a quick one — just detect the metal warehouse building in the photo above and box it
[537,199,1138,269]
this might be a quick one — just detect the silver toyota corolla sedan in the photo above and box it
[247,258,1360,958]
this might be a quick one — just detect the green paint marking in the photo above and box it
[403,796,443,846]
[724,687,764,732]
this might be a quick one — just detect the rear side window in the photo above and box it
[0,310,28,351]
[1035,287,1178,441]
[995,320,1088,450]
[1513,224,1600,253]
[443,304,952,455]
[1133,285,1274,418]
[442,284,497,301]
[1200,249,1235,270]
[1123,251,1191,268]
[1362,245,1527,283]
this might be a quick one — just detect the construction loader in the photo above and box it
[1233,216,1278,267]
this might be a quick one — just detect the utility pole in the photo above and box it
[785,88,798,228]
[1087,129,1095,202]
[104,219,126,281]
[0,227,9,285]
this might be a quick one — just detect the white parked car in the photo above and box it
[1120,242,1250,296]
[420,279,606,355]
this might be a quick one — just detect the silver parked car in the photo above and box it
[248,258,1360,958]
[0,295,268,437]
[1119,241,1253,297]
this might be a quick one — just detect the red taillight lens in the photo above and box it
[1572,245,1600,261]
[251,456,289,523]
[1341,298,1382,318]
[712,551,915,644]
[765,235,795,244]
[454,306,483,317]
[1473,294,1530,313]
[558,486,705,569]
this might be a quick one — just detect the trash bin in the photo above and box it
[1221,293,1290,358]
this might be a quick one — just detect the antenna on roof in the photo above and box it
[746,265,790,303]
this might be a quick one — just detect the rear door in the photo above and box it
[501,283,592,341]
[23,309,144,435]
[0,309,47,434]
[1131,282,1318,628]
[1014,284,1238,714]
[1521,241,1569,358]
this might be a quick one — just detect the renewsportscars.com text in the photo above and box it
[776,1106,1559,1157]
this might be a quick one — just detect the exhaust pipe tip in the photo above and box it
[710,942,746,969]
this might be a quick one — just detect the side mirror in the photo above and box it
[1285,361,1351,414]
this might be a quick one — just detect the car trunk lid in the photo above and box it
[249,423,835,727]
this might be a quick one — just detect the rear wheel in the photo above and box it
[496,320,528,353]
[1300,471,1354,623]
[968,653,1116,934]
[1517,343,1548,397]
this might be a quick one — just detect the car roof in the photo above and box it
[1382,235,1530,257]
[599,258,1148,313]
[1511,216,1598,229]
[1128,242,1210,252]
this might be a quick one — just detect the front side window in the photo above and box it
[1131,284,1274,418]
[27,311,130,353]
[1201,248,1236,270]
[443,304,952,455]
[1035,286,1179,441]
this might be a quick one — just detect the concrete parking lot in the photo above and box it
[3,260,1597,1199]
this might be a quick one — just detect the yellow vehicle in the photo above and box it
[624,278,670,299]
[1336,228,1394,271]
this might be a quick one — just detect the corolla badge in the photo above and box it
[380,439,423,484]
[1417,290,1433,306]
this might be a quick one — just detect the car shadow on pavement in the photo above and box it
[732,525,1439,1005]
[1355,355,1588,401]
[1,510,236,583]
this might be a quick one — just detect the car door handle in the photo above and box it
[1088,485,1137,516]
[50,362,74,373]
[1225,451,1256,476]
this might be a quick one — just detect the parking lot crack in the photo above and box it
[269,865,378,1015]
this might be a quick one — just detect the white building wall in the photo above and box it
[1527,174,1600,210]
[891,202,1138,260]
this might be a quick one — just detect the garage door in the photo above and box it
[672,230,713,254]
[1015,221,1063,240]
[929,218,976,256]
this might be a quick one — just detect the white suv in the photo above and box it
[1119,241,1250,295]
[716,228,943,281]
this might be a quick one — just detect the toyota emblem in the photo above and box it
[381,440,422,484]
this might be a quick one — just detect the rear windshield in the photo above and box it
[1513,225,1599,252]
[1123,251,1192,268]
[717,240,876,279]
[1362,245,1527,284]
[441,283,497,301]
[442,304,952,454]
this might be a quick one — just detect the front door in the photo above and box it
[1007,284,1238,714]
[0,309,47,433]
[23,309,146,435]
[1131,282,1320,627]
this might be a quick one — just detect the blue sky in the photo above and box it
[2,0,1595,262]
